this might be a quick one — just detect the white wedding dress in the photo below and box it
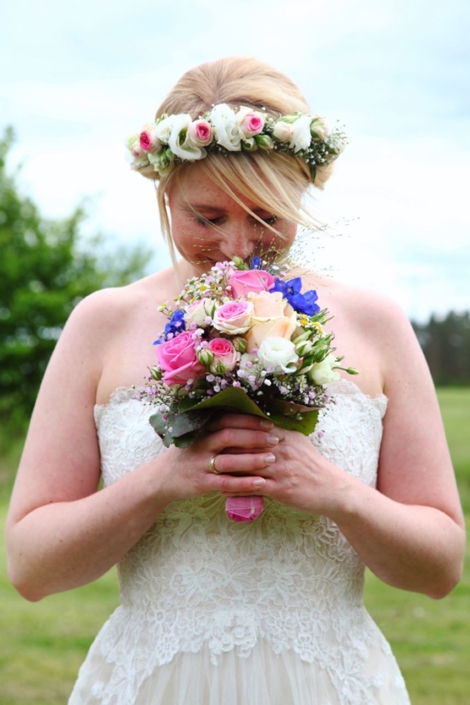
[69,380,410,705]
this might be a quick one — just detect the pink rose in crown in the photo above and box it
[227,269,276,298]
[208,338,238,373]
[239,113,265,138]
[156,331,205,386]
[188,119,213,146]
[139,131,152,151]
[139,125,161,153]
[212,299,254,335]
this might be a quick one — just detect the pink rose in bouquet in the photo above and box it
[247,314,297,352]
[208,338,238,373]
[227,269,275,298]
[212,299,254,334]
[249,290,288,318]
[156,331,205,386]
[246,291,297,351]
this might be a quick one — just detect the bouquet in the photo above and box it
[139,257,357,521]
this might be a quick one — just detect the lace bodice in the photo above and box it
[81,381,409,704]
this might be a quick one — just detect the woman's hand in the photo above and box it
[159,413,351,519]
[158,414,285,505]
[208,415,354,517]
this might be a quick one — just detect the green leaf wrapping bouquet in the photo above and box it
[138,257,357,522]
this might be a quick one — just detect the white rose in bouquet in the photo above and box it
[308,353,340,385]
[258,337,299,374]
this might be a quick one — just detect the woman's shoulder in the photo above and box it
[307,274,420,396]
[312,274,411,335]
[68,268,175,332]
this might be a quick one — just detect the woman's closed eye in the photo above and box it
[195,214,278,227]
[195,215,225,227]
[261,215,278,226]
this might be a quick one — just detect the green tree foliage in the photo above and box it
[0,128,151,430]
[412,312,470,386]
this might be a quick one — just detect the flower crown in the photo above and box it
[127,104,346,181]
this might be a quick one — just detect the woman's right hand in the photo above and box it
[158,414,284,504]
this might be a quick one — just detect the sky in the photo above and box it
[1,0,469,321]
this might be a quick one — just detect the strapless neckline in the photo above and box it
[94,378,388,413]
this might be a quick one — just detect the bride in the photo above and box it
[6,56,464,704]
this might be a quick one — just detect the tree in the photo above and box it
[0,128,151,430]
[412,312,470,386]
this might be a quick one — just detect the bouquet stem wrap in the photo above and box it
[225,496,265,522]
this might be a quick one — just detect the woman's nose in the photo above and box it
[219,224,257,260]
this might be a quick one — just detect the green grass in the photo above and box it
[363,388,470,704]
[0,388,468,703]
[0,523,119,704]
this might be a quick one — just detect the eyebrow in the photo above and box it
[184,204,272,214]
[186,204,226,213]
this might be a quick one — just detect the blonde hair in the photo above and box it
[139,57,335,260]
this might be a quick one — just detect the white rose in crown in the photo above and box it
[154,114,204,160]
[171,114,207,160]
[209,103,244,151]
[289,114,313,153]
[258,337,299,374]
[310,117,328,140]
[154,115,177,144]
[272,121,295,143]
[308,353,340,385]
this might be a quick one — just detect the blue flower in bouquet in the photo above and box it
[250,257,262,270]
[154,309,186,344]
[270,277,320,315]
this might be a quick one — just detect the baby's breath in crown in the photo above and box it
[127,104,346,181]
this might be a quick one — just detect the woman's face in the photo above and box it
[167,166,297,275]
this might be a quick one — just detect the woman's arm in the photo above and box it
[339,298,466,597]
[6,289,166,599]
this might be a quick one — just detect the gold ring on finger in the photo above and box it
[209,454,220,474]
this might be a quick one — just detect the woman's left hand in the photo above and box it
[208,414,352,519]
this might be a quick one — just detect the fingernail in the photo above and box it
[253,478,265,487]
[260,419,274,429]
[267,434,279,445]
[265,453,276,464]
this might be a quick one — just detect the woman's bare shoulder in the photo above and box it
[67,268,176,333]
[311,274,412,339]
[307,274,420,395]
[313,273,401,314]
